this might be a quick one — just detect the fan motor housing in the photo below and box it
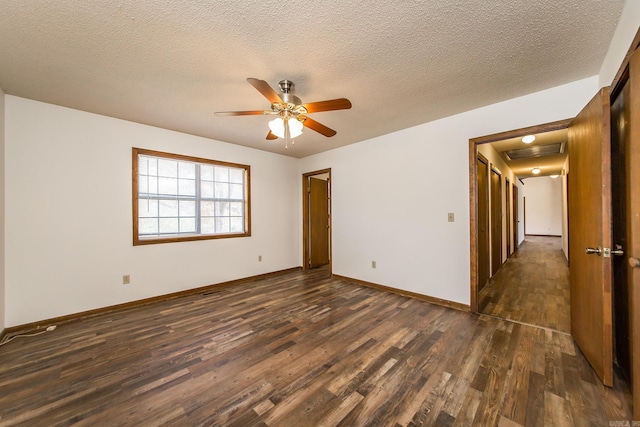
[278,80,301,106]
[280,93,302,106]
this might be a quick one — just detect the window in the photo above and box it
[133,148,250,245]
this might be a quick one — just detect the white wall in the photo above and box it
[599,0,640,87]
[299,77,598,306]
[522,176,563,236]
[0,87,5,332]
[4,96,300,327]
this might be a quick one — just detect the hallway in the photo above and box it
[478,235,570,333]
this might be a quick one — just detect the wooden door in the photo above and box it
[628,47,640,419]
[505,179,511,256]
[490,168,502,276]
[567,88,613,386]
[477,157,490,290]
[309,177,329,268]
[512,184,518,250]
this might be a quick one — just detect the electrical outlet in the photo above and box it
[372,261,376,269]
[448,212,455,222]
[258,255,262,262]
[123,274,130,285]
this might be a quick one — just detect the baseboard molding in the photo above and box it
[5,267,302,336]
[333,274,470,312]
[524,234,562,238]
[0,328,6,344]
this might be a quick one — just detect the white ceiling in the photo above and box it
[490,129,568,179]
[0,1,626,158]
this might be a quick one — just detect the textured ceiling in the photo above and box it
[0,1,626,158]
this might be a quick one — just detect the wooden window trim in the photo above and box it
[132,148,251,245]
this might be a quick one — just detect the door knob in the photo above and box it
[630,258,640,268]
[585,247,602,255]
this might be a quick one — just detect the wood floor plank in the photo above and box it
[0,267,632,426]
[479,236,570,333]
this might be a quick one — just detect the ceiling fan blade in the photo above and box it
[266,131,278,140]
[302,117,337,137]
[247,78,283,104]
[303,98,352,113]
[214,110,268,117]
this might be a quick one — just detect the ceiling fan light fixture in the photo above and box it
[522,135,536,144]
[532,167,541,175]
[268,117,303,139]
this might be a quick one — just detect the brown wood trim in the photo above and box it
[0,328,6,344]
[599,86,614,387]
[610,28,640,99]
[524,234,562,238]
[4,267,302,336]
[477,152,488,165]
[302,168,332,272]
[132,147,252,246]
[333,274,470,312]
[470,119,573,146]
[469,140,479,312]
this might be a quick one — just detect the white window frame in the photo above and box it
[132,148,251,245]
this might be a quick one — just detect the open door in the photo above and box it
[568,88,613,386]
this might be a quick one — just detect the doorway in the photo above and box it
[468,120,571,311]
[302,169,331,272]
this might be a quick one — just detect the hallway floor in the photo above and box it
[478,235,570,333]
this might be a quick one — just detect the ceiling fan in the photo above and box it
[214,78,352,149]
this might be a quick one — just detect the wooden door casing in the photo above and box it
[627,47,640,420]
[568,88,613,386]
[611,71,631,386]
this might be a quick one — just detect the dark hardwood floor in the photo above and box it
[478,235,571,333]
[0,267,631,426]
